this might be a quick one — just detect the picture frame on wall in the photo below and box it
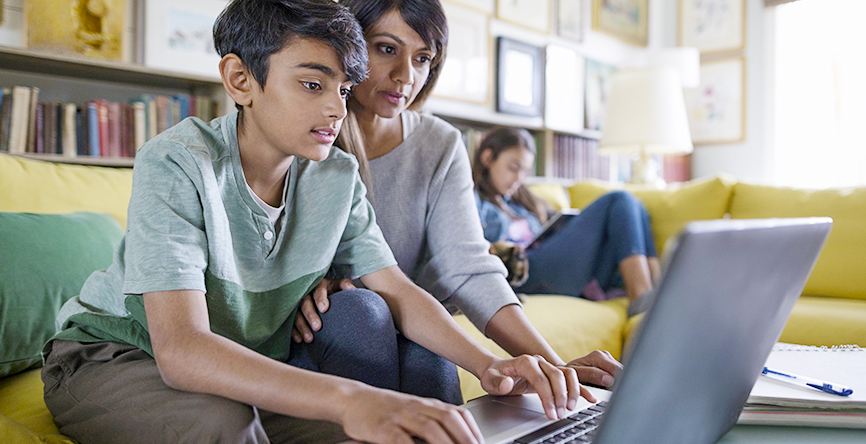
[556,0,584,42]
[143,0,229,79]
[584,58,616,132]
[445,0,494,14]
[545,44,584,133]
[684,57,746,144]
[0,0,24,48]
[591,0,648,47]
[679,0,745,53]
[496,0,551,34]
[433,2,491,104]
[496,37,544,117]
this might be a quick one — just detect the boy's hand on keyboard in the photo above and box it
[566,350,622,388]
[479,355,582,421]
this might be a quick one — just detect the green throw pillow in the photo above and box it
[0,212,123,377]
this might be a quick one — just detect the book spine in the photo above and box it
[87,102,100,157]
[8,85,32,154]
[34,103,44,154]
[0,88,11,152]
[62,102,77,157]
[26,87,40,153]
[43,102,56,155]
[96,100,109,157]
[107,101,121,157]
[76,107,87,156]
[132,101,146,152]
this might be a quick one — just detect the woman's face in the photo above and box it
[351,10,435,119]
[483,146,535,199]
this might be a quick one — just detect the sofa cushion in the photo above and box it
[729,183,866,301]
[779,296,866,346]
[0,212,123,378]
[568,175,734,252]
[0,369,74,443]
[0,154,133,227]
[453,295,626,401]
[527,183,571,211]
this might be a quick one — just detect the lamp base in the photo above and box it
[629,152,667,188]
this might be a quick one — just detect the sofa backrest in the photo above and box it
[729,182,866,301]
[0,154,133,228]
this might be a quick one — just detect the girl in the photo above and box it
[293,0,622,391]
[472,127,661,315]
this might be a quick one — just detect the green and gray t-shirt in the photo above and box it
[49,112,396,362]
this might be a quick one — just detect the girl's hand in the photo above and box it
[341,387,483,444]
[479,355,589,421]
[292,278,355,343]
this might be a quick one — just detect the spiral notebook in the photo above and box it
[739,342,866,428]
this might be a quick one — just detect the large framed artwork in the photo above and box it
[684,58,746,144]
[584,58,616,131]
[143,0,229,79]
[679,0,745,53]
[556,0,584,42]
[545,44,584,133]
[434,2,491,104]
[26,0,127,60]
[591,0,648,47]
[496,37,544,117]
[446,0,494,14]
[496,0,551,34]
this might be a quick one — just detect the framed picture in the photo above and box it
[684,58,746,144]
[0,0,24,48]
[556,0,584,42]
[545,44,584,133]
[584,58,616,131]
[591,0,648,47]
[496,37,544,117]
[433,2,491,104]
[144,0,229,79]
[679,0,745,53]
[496,0,551,34]
[26,0,127,60]
[444,0,494,14]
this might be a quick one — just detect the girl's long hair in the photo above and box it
[471,127,550,224]
[336,0,449,193]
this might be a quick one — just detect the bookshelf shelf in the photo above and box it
[9,152,134,168]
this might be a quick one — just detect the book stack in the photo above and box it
[552,133,609,181]
[0,86,220,159]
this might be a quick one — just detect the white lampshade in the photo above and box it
[598,67,694,157]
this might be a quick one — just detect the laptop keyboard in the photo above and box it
[513,401,608,444]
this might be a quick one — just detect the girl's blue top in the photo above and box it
[474,190,543,248]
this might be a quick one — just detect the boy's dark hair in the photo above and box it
[213,0,368,107]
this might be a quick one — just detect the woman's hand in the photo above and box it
[341,387,483,444]
[292,278,355,343]
[479,355,589,421]
[566,350,622,388]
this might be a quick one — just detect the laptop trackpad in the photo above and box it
[466,397,551,443]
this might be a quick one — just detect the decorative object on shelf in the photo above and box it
[591,0,648,46]
[598,67,694,186]
[143,0,228,79]
[684,57,745,145]
[434,2,490,104]
[556,0,584,42]
[446,0,494,14]
[584,58,616,132]
[496,0,551,34]
[25,0,127,61]
[495,37,543,117]
[544,44,584,133]
[679,0,745,54]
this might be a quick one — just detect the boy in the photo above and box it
[42,1,586,443]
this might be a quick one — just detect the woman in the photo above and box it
[294,0,621,394]
[472,127,661,313]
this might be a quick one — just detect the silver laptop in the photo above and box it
[465,217,832,444]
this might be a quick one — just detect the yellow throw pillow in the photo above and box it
[527,183,571,211]
[729,183,866,300]
[568,175,735,251]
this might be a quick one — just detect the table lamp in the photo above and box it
[598,66,693,186]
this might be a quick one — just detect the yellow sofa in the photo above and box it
[1,153,864,443]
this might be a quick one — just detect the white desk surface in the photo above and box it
[720,424,866,443]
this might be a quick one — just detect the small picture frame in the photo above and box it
[433,2,491,104]
[556,0,584,42]
[496,0,551,34]
[0,0,24,48]
[684,57,746,145]
[496,37,544,117]
[584,58,616,131]
[143,0,229,79]
[591,0,648,47]
[679,0,745,54]
[545,44,584,133]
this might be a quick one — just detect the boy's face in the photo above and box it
[241,38,353,162]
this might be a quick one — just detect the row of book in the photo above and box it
[552,134,610,182]
[0,85,221,158]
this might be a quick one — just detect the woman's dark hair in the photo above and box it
[472,127,550,224]
[213,0,368,111]
[336,0,449,193]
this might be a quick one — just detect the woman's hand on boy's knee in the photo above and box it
[341,387,483,444]
[480,355,585,421]
[566,350,622,388]
[292,278,355,343]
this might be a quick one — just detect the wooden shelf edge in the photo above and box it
[7,153,134,168]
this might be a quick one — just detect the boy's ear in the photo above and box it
[220,54,254,108]
[480,148,494,168]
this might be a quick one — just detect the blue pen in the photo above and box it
[762,367,854,397]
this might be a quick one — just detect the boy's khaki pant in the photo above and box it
[42,340,350,444]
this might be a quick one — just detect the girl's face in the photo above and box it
[483,146,535,199]
[351,10,435,119]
